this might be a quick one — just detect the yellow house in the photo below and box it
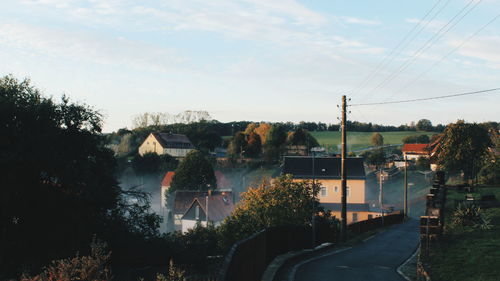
[282,156,383,224]
[138,132,194,157]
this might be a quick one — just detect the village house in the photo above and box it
[160,170,233,232]
[138,132,194,157]
[402,143,430,161]
[180,191,234,233]
[282,156,385,224]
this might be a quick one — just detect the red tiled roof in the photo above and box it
[161,171,175,187]
[402,143,429,154]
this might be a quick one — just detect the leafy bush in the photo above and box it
[452,203,492,230]
[154,260,186,281]
[21,238,111,281]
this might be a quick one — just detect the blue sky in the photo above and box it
[1,0,499,132]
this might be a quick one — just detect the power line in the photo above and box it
[349,88,500,107]
[360,0,481,101]
[350,0,447,98]
[390,12,500,99]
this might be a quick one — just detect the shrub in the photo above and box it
[452,203,492,230]
[21,238,111,281]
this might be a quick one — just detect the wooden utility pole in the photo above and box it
[340,95,347,241]
[404,155,408,218]
[379,169,384,225]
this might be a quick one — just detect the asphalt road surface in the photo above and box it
[291,219,419,281]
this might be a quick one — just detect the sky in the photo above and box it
[1,0,499,132]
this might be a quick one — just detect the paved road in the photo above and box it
[291,219,419,281]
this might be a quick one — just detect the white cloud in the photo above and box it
[0,22,186,72]
[452,36,500,65]
[339,16,380,25]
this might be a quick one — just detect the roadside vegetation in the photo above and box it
[427,187,500,281]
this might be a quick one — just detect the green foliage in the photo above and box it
[170,150,216,192]
[245,132,262,158]
[416,157,430,171]
[263,125,287,162]
[416,119,433,131]
[478,157,500,185]
[154,260,186,281]
[0,75,163,277]
[402,134,430,144]
[436,121,492,181]
[452,203,491,230]
[227,131,247,159]
[132,152,161,174]
[21,238,112,281]
[218,175,318,250]
[287,128,319,149]
[364,149,386,168]
[164,225,220,269]
[370,132,384,146]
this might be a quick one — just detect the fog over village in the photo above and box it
[1,1,500,281]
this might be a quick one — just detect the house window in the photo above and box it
[368,214,373,220]
[352,213,358,222]
[320,187,327,197]
[334,186,338,192]
[195,205,200,221]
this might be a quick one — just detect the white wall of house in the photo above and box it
[138,134,164,156]
[181,220,207,233]
[163,148,194,158]
[403,153,428,161]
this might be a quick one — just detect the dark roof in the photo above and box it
[152,133,194,149]
[320,203,370,212]
[181,194,234,222]
[282,156,366,179]
[173,191,208,214]
[173,190,233,215]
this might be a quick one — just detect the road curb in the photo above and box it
[397,244,420,281]
[261,243,338,281]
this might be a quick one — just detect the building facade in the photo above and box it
[138,132,194,157]
[282,156,384,224]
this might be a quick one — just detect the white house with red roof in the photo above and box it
[402,143,430,161]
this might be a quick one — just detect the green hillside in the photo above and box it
[309,131,437,152]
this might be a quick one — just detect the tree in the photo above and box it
[254,123,271,145]
[402,134,430,144]
[435,121,492,181]
[132,152,161,175]
[245,132,262,158]
[416,157,430,171]
[0,75,161,277]
[218,175,318,250]
[227,131,247,159]
[364,149,386,169]
[244,123,258,135]
[170,150,216,192]
[416,119,433,131]
[263,125,287,161]
[371,133,384,147]
[287,128,319,149]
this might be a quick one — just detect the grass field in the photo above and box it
[427,187,500,281]
[309,131,437,152]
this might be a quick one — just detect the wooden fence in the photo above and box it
[219,213,405,281]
